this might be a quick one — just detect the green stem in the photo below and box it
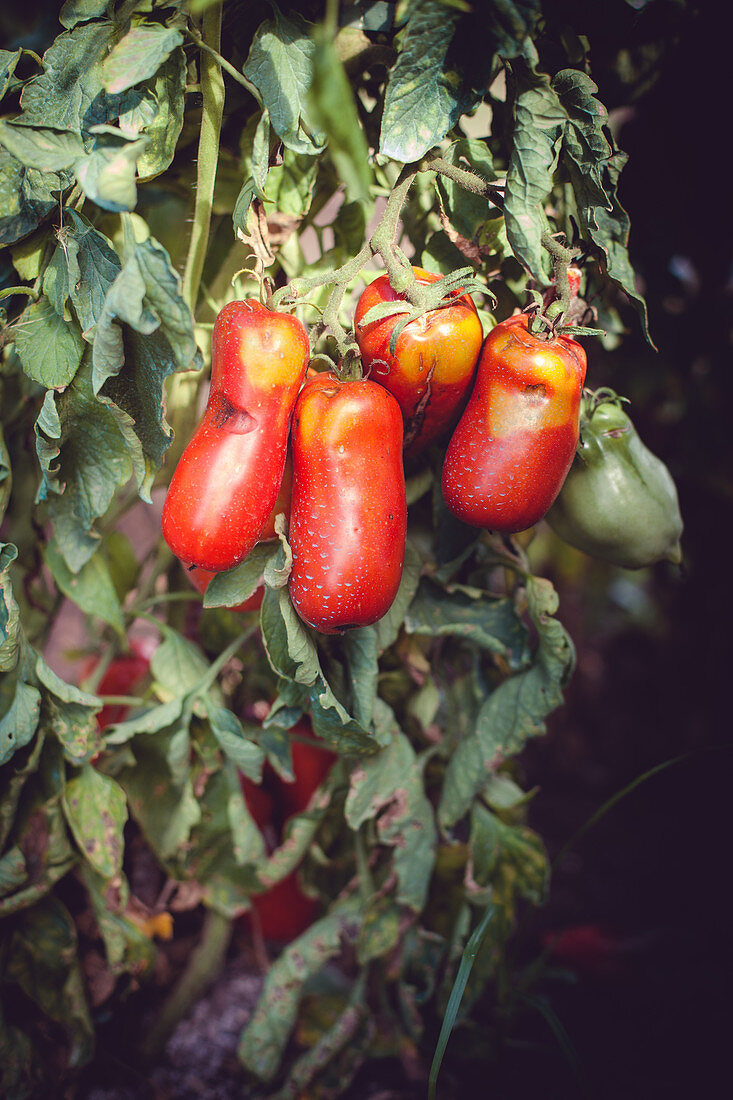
[98,694,148,707]
[21,48,43,67]
[182,4,226,316]
[199,626,257,691]
[139,909,233,1062]
[0,286,39,303]
[421,153,506,207]
[184,26,261,104]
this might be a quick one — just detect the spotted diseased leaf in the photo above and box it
[79,864,156,977]
[469,802,549,909]
[380,1,464,164]
[243,10,326,155]
[440,576,575,828]
[36,655,103,763]
[0,789,77,918]
[14,297,85,390]
[92,236,202,498]
[63,765,128,878]
[238,903,362,1082]
[101,25,184,95]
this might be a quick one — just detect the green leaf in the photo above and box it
[372,539,422,653]
[266,148,318,218]
[5,896,94,1064]
[260,586,321,686]
[0,120,86,171]
[504,64,567,280]
[63,764,128,878]
[309,677,379,755]
[62,209,122,338]
[0,149,68,247]
[405,578,527,662]
[251,108,270,199]
[118,50,186,180]
[207,704,264,781]
[117,735,202,863]
[308,29,371,203]
[59,0,109,29]
[380,0,464,164]
[150,631,209,695]
[104,695,188,745]
[102,25,184,94]
[439,576,575,828]
[553,69,652,343]
[243,10,326,155]
[482,0,541,60]
[204,543,274,608]
[346,731,436,910]
[437,138,497,240]
[14,297,85,389]
[44,540,125,634]
[0,48,21,102]
[343,628,378,728]
[0,846,27,897]
[0,678,42,767]
[75,126,148,212]
[92,236,202,498]
[19,20,122,133]
[35,355,135,572]
[238,903,362,1082]
[1,542,20,672]
[345,729,415,830]
[470,802,548,906]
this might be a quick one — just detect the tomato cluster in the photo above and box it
[163,268,677,637]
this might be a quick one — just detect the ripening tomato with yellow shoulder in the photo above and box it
[161,301,308,572]
[441,313,587,533]
[288,372,407,634]
[354,268,483,456]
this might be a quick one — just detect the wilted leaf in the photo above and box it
[238,903,362,1082]
[405,578,527,663]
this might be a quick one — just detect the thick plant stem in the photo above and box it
[139,908,233,1061]
[182,3,225,316]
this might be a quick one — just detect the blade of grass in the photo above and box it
[428,903,496,1100]
[520,993,594,1098]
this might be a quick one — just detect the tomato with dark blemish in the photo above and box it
[288,372,407,633]
[161,301,308,572]
[354,267,483,456]
[441,313,587,532]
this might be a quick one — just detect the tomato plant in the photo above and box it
[442,313,587,532]
[0,1,694,1097]
[288,372,407,633]
[354,267,484,455]
[161,301,308,572]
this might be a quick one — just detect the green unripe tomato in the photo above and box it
[546,397,683,569]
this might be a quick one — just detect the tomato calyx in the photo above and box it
[357,265,490,357]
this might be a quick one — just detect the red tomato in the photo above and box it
[441,314,587,532]
[161,301,309,572]
[182,453,294,612]
[354,267,484,455]
[247,870,319,942]
[288,372,407,634]
[278,722,336,818]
